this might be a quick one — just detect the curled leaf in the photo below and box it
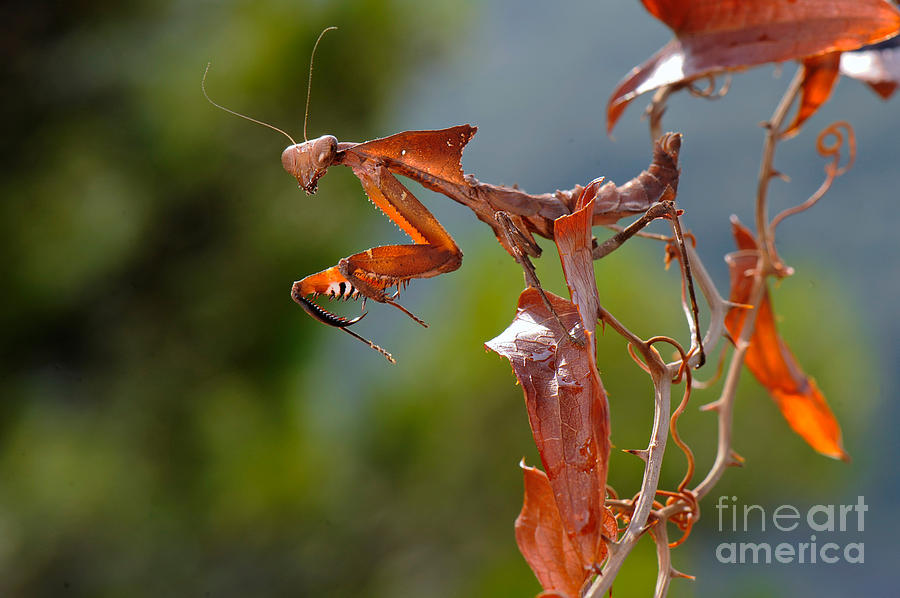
[725,219,849,461]
[515,463,588,598]
[516,464,618,598]
[486,289,611,571]
[554,194,601,340]
[608,0,900,132]
[783,52,842,139]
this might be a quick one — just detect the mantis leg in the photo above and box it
[292,242,460,329]
[293,161,462,334]
[589,190,705,367]
[338,244,461,296]
[351,160,462,255]
[290,266,398,363]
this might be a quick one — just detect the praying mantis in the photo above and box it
[204,30,695,363]
[284,127,469,359]
[257,122,691,363]
[278,124,691,338]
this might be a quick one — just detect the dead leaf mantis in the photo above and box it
[203,28,701,364]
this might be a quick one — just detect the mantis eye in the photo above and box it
[281,144,301,176]
[314,135,338,167]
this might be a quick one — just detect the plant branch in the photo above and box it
[591,70,806,593]
[689,68,806,500]
[688,69,805,499]
[755,67,804,268]
[769,121,856,233]
[692,269,765,499]
[650,518,673,598]
[586,308,672,598]
[647,85,676,142]
[601,224,672,242]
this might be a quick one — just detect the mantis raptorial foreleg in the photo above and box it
[291,160,462,354]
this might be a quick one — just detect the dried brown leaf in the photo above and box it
[725,219,849,461]
[486,288,611,571]
[608,0,900,131]
[515,463,588,598]
[554,194,601,339]
[783,52,842,138]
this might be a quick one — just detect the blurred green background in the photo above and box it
[2,1,896,596]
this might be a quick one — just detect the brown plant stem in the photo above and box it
[647,85,676,142]
[586,215,731,598]
[650,521,673,598]
[692,68,805,501]
[756,67,804,269]
[769,121,856,233]
[692,273,766,500]
[590,69,808,596]
[586,308,671,598]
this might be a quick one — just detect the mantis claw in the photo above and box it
[293,292,395,363]
[294,294,366,328]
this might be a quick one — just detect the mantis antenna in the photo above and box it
[201,62,297,146]
[304,26,338,142]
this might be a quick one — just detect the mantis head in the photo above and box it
[204,28,341,195]
[281,135,339,194]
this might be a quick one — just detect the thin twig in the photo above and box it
[687,74,732,100]
[595,198,705,367]
[695,267,765,500]
[650,520,673,598]
[586,309,671,598]
[647,85,676,143]
[593,70,807,595]
[665,211,705,366]
[769,121,856,232]
[692,68,805,499]
[755,67,804,271]
[646,76,730,143]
